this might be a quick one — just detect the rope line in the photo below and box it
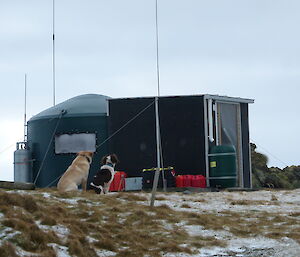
[45,174,62,188]
[44,101,155,187]
[250,138,289,167]
[0,143,18,155]
[95,100,155,150]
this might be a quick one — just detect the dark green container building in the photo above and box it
[27,94,109,188]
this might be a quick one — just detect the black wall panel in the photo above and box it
[159,96,206,175]
[108,98,156,177]
[108,96,206,177]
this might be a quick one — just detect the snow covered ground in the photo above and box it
[151,189,300,257]
[0,188,299,257]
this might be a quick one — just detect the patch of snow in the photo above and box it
[15,248,40,257]
[95,249,116,256]
[49,224,70,238]
[48,243,70,257]
[184,225,231,239]
[37,222,70,240]
[86,236,97,243]
[140,190,300,215]
[4,190,30,195]
[0,228,20,241]
[57,198,80,205]
[41,192,52,198]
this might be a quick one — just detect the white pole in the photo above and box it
[150,97,161,207]
[52,0,56,106]
[150,0,167,207]
[208,98,214,142]
[24,74,27,142]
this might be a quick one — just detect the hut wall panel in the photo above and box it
[108,96,206,177]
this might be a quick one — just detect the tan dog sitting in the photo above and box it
[57,151,93,193]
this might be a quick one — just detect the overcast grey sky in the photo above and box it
[0,0,299,181]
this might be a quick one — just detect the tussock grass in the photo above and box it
[155,196,167,201]
[1,189,299,256]
[288,230,300,243]
[192,198,207,203]
[230,199,278,206]
[191,235,227,248]
[0,192,38,213]
[0,241,18,257]
[10,225,59,252]
[181,203,192,208]
[289,212,300,217]
[67,236,97,257]
[93,237,116,251]
[230,200,249,205]
[115,192,148,201]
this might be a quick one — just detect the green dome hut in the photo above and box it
[27,94,110,188]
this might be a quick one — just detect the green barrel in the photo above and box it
[209,145,237,188]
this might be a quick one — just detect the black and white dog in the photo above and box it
[90,154,119,194]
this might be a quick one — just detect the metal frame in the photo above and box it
[203,96,210,187]
[203,95,252,188]
[110,94,254,104]
[204,94,254,104]
[213,101,219,145]
[215,101,244,187]
[248,111,253,189]
[236,103,244,187]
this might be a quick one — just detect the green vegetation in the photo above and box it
[251,143,300,189]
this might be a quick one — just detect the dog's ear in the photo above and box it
[110,154,119,164]
[101,155,108,165]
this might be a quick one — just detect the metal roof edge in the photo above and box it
[108,94,206,101]
[108,94,254,103]
[28,113,107,122]
[203,94,254,104]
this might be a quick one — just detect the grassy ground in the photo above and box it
[0,189,299,256]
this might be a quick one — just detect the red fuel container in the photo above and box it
[175,175,184,187]
[191,175,200,187]
[192,175,206,188]
[191,175,206,188]
[183,175,193,187]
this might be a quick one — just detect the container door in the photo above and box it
[215,102,243,187]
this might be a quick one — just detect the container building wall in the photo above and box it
[27,116,108,188]
[108,96,206,177]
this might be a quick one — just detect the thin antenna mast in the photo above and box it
[52,0,56,106]
[150,0,165,207]
[24,74,27,142]
[155,0,160,97]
